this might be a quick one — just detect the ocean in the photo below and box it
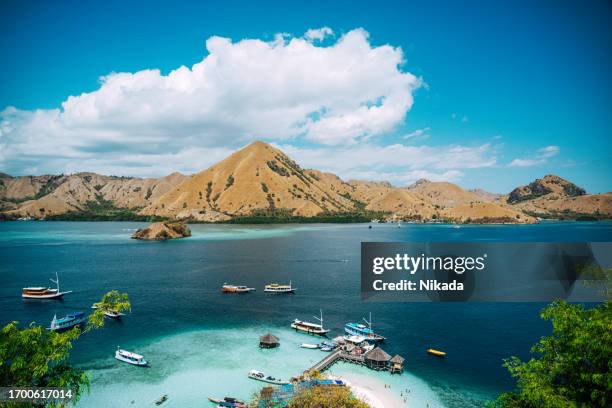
[1,221,610,407]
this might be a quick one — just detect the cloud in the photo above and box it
[276,142,496,186]
[0,28,420,175]
[403,127,430,140]
[508,145,560,167]
[304,27,334,42]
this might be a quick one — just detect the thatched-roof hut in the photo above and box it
[390,354,405,373]
[364,347,391,370]
[259,333,280,348]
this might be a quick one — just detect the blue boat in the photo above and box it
[49,312,85,332]
[344,312,385,342]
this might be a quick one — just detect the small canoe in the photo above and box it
[427,348,446,357]
[154,394,168,405]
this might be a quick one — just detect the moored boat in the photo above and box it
[291,309,330,336]
[115,348,148,366]
[300,343,319,349]
[22,272,72,300]
[49,312,85,332]
[427,348,446,357]
[221,284,256,293]
[264,281,296,294]
[91,304,125,319]
[247,370,289,385]
[344,312,385,342]
[154,394,168,405]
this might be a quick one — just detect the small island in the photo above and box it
[131,221,191,241]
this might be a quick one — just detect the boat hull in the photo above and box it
[291,322,329,336]
[344,325,385,342]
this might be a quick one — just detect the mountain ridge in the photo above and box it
[1,141,610,222]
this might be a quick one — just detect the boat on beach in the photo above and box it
[291,309,330,336]
[344,312,386,342]
[264,281,296,294]
[221,284,256,293]
[22,272,72,299]
[115,348,148,366]
[248,369,289,385]
[208,396,246,407]
[49,312,85,332]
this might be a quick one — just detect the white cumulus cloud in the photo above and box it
[0,28,421,176]
[508,145,560,167]
[304,27,334,42]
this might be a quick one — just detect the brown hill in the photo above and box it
[140,141,356,221]
[1,172,186,218]
[506,175,611,219]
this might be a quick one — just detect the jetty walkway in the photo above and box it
[307,350,366,373]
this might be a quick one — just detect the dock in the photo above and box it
[307,350,366,373]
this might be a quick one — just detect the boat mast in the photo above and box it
[50,272,60,293]
[362,312,372,330]
[313,309,323,327]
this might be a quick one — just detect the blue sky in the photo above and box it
[0,0,610,193]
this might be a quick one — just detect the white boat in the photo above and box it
[343,335,367,344]
[247,370,289,385]
[91,304,125,319]
[115,348,148,366]
[22,272,72,299]
[300,343,319,349]
[221,284,256,293]
[344,312,386,342]
[264,281,296,294]
[291,309,330,336]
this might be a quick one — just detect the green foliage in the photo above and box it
[0,291,130,407]
[228,209,385,224]
[287,385,371,408]
[489,300,612,408]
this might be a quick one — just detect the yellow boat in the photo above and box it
[427,348,446,357]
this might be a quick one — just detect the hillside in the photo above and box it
[140,141,357,221]
[1,142,609,223]
[507,175,612,219]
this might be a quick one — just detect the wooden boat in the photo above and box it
[427,348,446,357]
[221,284,256,293]
[49,312,85,332]
[248,370,289,385]
[264,281,296,294]
[22,272,72,299]
[291,309,330,336]
[344,312,385,342]
[115,348,148,366]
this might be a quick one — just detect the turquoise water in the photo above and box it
[0,221,610,407]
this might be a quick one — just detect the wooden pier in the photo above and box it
[307,350,366,373]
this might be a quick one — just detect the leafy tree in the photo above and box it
[490,300,611,407]
[0,291,131,407]
[287,385,370,408]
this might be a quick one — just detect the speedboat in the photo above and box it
[115,348,148,366]
[264,281,296,293]
[208,397,246,407]
[91,304,125,319]
[344,312,385,342]
[291,309,330,336]
[221,284,256,293]
[247,370,289,385]
[22,272,72,299]
[300,343,319,349]
[49,312,85,332]
[343,335,367,344]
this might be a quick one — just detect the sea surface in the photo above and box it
[0,221,610,407]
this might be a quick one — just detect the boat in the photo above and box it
[427,348,447,357]
[221,284,256,293]
[115,348,148,366]
[344,312,386,342]
[361,342,375,352]
[264,281,296,294]
[291,309,330,336]
[319,345,333,352]
[300,343,319,349]
[154,394,168,405]
[22,272,72,299]
[208,396,246,407]
[91,304,125,319]
[342,335,367,344]
[247,370,289,385]
[49,312,85,332]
